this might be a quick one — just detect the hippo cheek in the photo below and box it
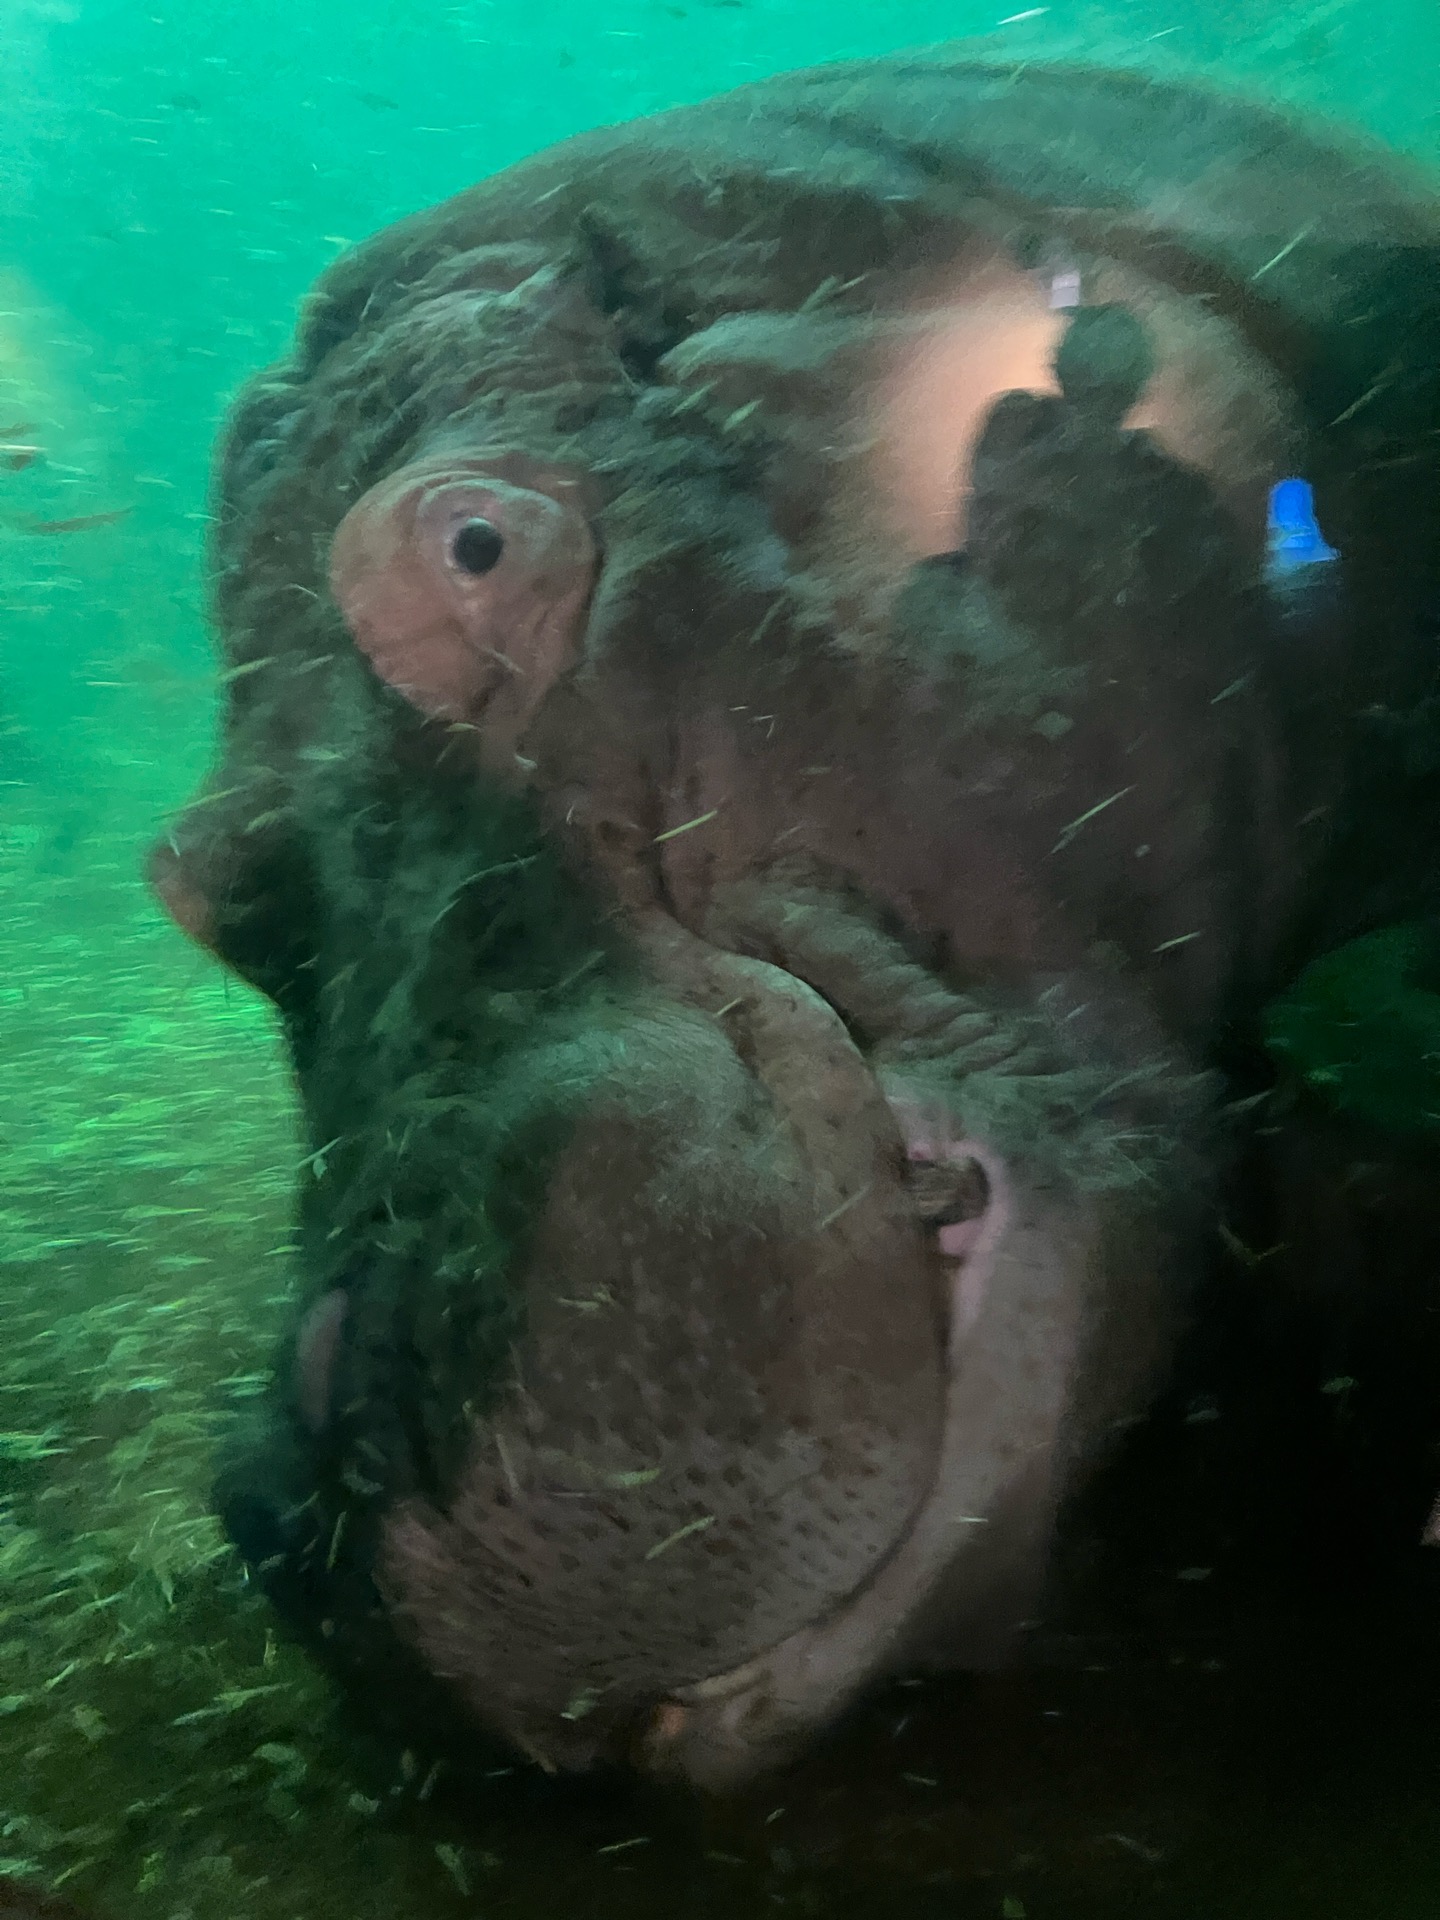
[329,457,597,775]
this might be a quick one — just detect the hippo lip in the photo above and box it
[637,1134,1088,1791]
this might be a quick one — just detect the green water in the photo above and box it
[2,5,1440,1917]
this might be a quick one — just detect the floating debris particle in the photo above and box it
[1104,1830,1166,1864]
[644,1515,715,1560]
[653,809,718,843]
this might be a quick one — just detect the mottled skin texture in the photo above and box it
[153,53,1440,1785]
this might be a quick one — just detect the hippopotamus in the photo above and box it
[151,51,1440,1789]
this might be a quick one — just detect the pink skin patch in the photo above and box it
[888,1094,1011,1347]
[294,1289,349,1435]
[329,452,596,779]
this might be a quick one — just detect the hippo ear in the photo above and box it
[329,456,598,775]
[570,208,689,374]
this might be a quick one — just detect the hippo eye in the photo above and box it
[450,516,506,576]
[331,460,597,742]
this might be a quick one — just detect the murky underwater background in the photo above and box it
[2,2,1439,1915]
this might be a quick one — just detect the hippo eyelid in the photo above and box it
[329,455,598,753]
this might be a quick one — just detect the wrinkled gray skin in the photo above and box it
[153,53,1440,1789]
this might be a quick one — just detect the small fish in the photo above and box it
[21,508,132,535]
[0,422,33,437]
[357,91,401,111]
[1,446,42,472]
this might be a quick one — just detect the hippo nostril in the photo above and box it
[450,516,506,576]
[908,1154,989,1230]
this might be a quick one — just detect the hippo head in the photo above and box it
[151,58,1440,1787]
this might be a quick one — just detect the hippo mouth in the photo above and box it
[205,868,1173,1787]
